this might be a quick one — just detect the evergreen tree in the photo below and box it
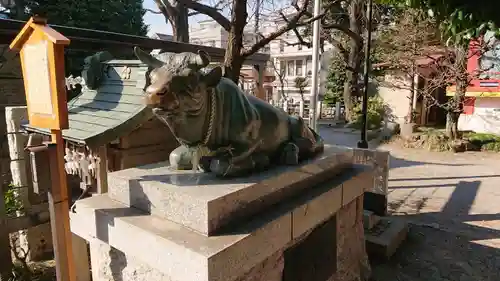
[22,0,147,36]
[9,0,149,76]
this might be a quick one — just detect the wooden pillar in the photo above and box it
[48,130,76,281]
[96,145,108,194]
[253,64,266,101]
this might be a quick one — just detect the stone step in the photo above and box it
[365,218,408,259]
[363,210,381,230]
[106,152,364,236]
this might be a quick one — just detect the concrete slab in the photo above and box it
[365,218,408,259]
[107,152,354,236]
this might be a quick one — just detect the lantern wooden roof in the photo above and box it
[9,16,70,50]
[23,60,154,147]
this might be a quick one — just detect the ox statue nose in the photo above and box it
[144,94,161,108]
[144,84,164,107]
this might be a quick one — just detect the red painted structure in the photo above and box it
[447,35,500,115]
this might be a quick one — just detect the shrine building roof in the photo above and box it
[23,60,154,147]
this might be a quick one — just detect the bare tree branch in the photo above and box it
[287,27,313,48]
[177,0,231,31]
[154,0,173,22]
[242,0,340,57]
[321,22,363,43]
[188,0,228,17]
[145,8,163,14]
[268,59,288,102]
[284,30,313,48]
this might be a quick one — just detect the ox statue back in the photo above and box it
[134,47,324,177]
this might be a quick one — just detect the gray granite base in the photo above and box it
[70,154,373,281]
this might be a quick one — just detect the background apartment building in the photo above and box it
[188,16,332,116]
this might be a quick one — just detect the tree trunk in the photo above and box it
[13,0,26,19]
[446,43,468,140]
[342,41,363,122]
[170,5,189,43]
[407,62,417,124]
[342,67,356,121]
[223,0,247,83]
[224,53,245,83]
[154,0,189,43]
[343,0,363,122]
[446,112,459,139]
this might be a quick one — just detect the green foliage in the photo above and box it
[4,184,24,216]
[9,0,148,76]
[405,129,500,152]
[378,0,500,45]
[351,95,386,130]
[373,7,440,74]
[324,52,346,105]
[481,142,500,152]
[465,132,500,151]
[21,0,148,36]
[294,77,308,96]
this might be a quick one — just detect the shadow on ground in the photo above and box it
[371,224,500,281]
[373,174,500,281]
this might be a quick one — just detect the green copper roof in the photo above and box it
[24,60,154,147]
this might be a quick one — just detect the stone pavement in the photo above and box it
[319,126,362,147]
[320,125,500,246]
[378,143,500,248]
[320,126,500,280]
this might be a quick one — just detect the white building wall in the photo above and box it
[459,97,500,135]
[377,75,413,125]
[189,20,225,47]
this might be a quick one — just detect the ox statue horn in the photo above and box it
[134,47,164,69]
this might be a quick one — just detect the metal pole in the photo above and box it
[308,0,322,132]
[357,0,373,149]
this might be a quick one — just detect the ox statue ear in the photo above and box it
[134,47,164,69]
[197,50,211,68]
[203,66,222,87]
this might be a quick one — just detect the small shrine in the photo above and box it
[22,56,179,193]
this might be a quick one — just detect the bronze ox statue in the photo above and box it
[134,47,324,177]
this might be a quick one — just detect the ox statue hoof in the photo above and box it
[209,157,232,177]
[281,143,300,165]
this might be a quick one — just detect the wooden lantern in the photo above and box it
[9,16,70,130]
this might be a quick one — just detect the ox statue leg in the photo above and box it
[169,145,195,170]
[200,144,271,177]
[278,116,324,165]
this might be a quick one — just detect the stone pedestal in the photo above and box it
[70,152,373,281]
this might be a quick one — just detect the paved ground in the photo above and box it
[380,142,500,242]
[319,126,500,281]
